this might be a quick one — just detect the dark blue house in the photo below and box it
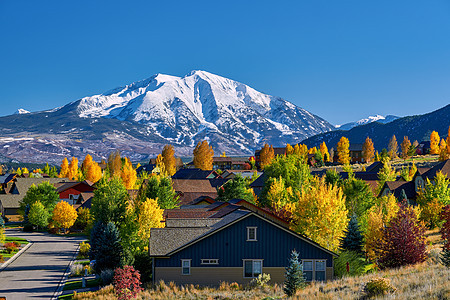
[149,203,337,286]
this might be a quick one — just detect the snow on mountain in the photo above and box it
[14,108,30,115]
[336,114,399,131]
[76,70,334,148]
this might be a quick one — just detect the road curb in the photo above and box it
[0,241,33,272]
[52,243,81,300]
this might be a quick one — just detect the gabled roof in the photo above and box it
[0,174,16,185]
[55,181,95,193]
[208,178,230,188]
[249,173,265,188]
[13,178,74,195]
[149,210,337,258]
[365,162,383,173]
[164,209,218,219]
[172,168,219,180]
[177,192,218,206]
[422,159,450,180]
[0,195,23,209]
[379,180,416,199]
[172,179,217,193]
[348,144,363,151]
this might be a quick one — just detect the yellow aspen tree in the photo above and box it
[430,131,440,155]
[285,144,294,155]
[439,139,449,161]
[364,207,384,262]
[319,141,330,162]
[137,198,165,248]
[193,140,214,170]
[67,157,79,180]
[156,154,167,176]
[265,176,293,208]
[108,150,122,177]
[59,158,69,178]
[259,143,275,169]
[86,161,102,183]
[400,136,411,159]
[81,154,93,172]
[362,136,375,163]
[22,167,29,174]
[220,151,227,157]
[162,144,177,176]
[337,137,350,165]
[388,135,398,159]
[289,177,348,252]
[52,201,78,232]
[293,144,308,159]
[121,157,137,189]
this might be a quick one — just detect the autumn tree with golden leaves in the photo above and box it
[362,137,375,163]
[289,177,348,252]
[400,136,412,159]
[193,140,214,170]
[259,143,275,169]
[439,139,449,161]
[430,131,440,155]
[137,198,165,249]
[68,157,79,180]
[121,157,137,189]
[52,201,78,232]
[59,158,69,178]
[162,145,177,176]
[319,141,330,162]
[388,135,398,159]
[337,137,350,165]
[108,150,122,177]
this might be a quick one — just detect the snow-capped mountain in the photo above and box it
[0,70,334,163]
[14,108,30,115]
[336,114,399,131]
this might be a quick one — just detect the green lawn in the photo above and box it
[4,223,23,229]
[5,236,29,245]
[74,260,90,266]
[58,294,73,300]
[63,278,100,291]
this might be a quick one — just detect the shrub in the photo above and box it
[23,223,33,232]
[334,250,370,277]
[13,241,20,248]
[0,254,4,263]
[362,277,396,298]
[250,273,271,288]
[79,242,90,258]
[230,282,240,290]
[100,269,115,286]
[113,265,143,300]
[3,242,18,254]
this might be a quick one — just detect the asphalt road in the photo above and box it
[0,228,85,300]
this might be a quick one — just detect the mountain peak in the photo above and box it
[15,108,30,115]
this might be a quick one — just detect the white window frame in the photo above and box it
[243,259,263,278]
[246,226,257,241]
[302,259,327,281]
[201,259,219,265]
[181,259,191,275]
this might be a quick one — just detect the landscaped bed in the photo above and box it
[0,236,29,262]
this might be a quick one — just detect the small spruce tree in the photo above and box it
[340,215,364,254]
[284,250,306,297]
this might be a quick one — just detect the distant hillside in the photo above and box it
[303,104,450,150]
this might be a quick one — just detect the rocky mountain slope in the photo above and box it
[336,115,399,131]
[0,71,334,164]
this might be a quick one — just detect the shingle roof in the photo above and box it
[172,169,219,180]
[208,178,230,188]
[0,195,23,209]
[172,179,217,193]
[164,209,218,219]
[165,218,221,228]
[381,180,416,199]
[150,210,249,256]
[13,178,74,195]
[422,159,450,180]
[365,162,383,173]
[177,192,218,206]
[249,173,265,188]
[0,174,16,184]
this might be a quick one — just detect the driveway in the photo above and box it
[0,228,85,300]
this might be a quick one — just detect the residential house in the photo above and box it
[416,141,431,155]
[56,180,96,205]
[172,179,219,206]
[172,168,221,180]
[212,157,249,171]
[150,199,336,286]
[221,170,262,180]
[0,173,17,192]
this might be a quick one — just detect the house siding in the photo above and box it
[154,214,334,285]
[59,184,94,199]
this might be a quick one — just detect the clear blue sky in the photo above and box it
[1,1,450,125]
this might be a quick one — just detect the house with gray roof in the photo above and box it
[149,200,337,286]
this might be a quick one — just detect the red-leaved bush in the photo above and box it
[3,242,18,254]
[113,265,143,300]
[377,203,427,269]
[441,205,450,250]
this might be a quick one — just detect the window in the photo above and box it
[302,259,327,281]
[201,259,219,265]
[315,260,326,281]
[181,259,191,275]
[243,260,263,278]
[247,227,257,241]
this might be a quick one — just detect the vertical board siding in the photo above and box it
[155,215,334,268]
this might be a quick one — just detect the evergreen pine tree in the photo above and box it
[340,215,364,253]
[284,250,306,297]
[92,222,125,273]
[89,221,106,261]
